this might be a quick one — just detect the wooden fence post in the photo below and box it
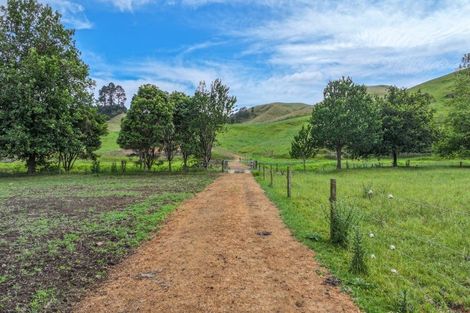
[263,165,266,180]
[221,160,225,172]
[269,165,273,187]
[460,161,463,168]
[287,166,291,198]
[330,179,336,203]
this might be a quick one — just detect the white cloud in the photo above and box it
[90,0,470,107]
[0,0,93,29]
[48,0,93,29]
[97,0,153,11]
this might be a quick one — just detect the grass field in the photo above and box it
[256,167,470,312]
[0,173,217,312]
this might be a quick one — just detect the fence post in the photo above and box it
[221,160,225,172]
[263,165,266,180]
[287,166,291,198]
[269,165,273,187]
[460,161,463,168]
[330,179,336,203]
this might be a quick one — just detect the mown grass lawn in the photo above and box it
[0,173,216,312]
[256,167,470,313]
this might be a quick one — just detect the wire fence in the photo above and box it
[251,160,470,309]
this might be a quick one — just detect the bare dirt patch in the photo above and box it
[75,172,359,313]
[0,174,215,313]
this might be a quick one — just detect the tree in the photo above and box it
[117,84,171,171]
[59,105,107,172]
[0,0,95,174]
[436,54,470,156]
[310,77,382,169]
[97,82,127,118]
[161,92,186,172]
[172,92,195,171]
[192,79,236,168]
[377,87,434,167]
[290,124,317,170]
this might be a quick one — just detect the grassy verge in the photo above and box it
[0,173,217,312]
[256,167,470,312]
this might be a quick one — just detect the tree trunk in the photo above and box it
[336,146,342,170]
[27,154,37,175]
[392,149,398,167]
[168,160,172,172]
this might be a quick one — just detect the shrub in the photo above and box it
[328,201,357,248]
[349,228,368,275]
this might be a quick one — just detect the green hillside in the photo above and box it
[410,72,456,121]
[232,102,312,124]
[366,85,390,97]
[107,113,126,132]
[216,115,310,158]
[97,113,126,158]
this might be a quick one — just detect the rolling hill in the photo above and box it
[216,115,310,159]
[232,102,312,124]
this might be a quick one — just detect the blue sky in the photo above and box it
[6,0,470,107]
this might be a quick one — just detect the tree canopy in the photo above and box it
[97,82,127,119]
[117,84,172,170]
[377,87,435,166]
[310,77,382,169]
[192,79,237,168]
[0,0,103,174]
[290,124,317,170]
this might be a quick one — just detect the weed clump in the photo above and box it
[349,228,368,275]
[396,289,415,313]
[328,201,357,248]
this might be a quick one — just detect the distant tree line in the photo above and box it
[291,57,470,168]
[97,82,128,119]
[118,79,236,171]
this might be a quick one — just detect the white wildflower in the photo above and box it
[368,189,373,195]
[387,194,394,199]
[370,254,376,259]
[369,232,375,238]
[391,268,398,274]
[389,244,396,250]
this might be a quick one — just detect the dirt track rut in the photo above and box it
[75,171,359,313]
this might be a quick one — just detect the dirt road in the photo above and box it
[75,168,359,313]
